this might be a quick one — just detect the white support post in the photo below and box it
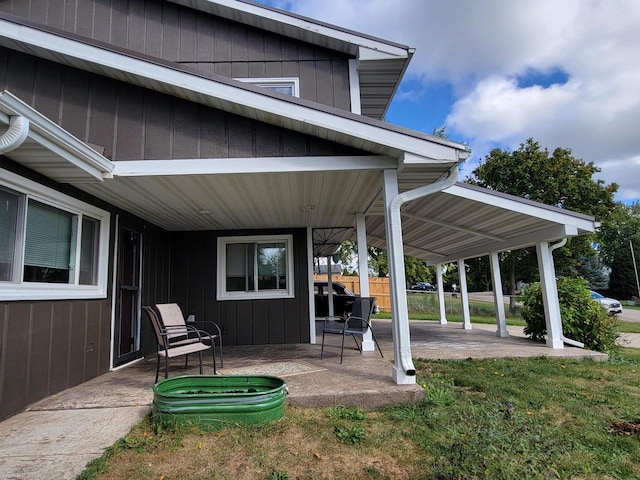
[458,258,472,329]
[356,213,374,351]
[536,241,564,348]
[489,251,508,337]
[383,169,416,384]
[307,227,316,343]
[436,263,447,324]
[327,255,335,318]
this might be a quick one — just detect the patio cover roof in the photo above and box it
[362,182,598,264]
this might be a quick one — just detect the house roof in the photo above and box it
[0,13,466,170]
[168,0,414,119]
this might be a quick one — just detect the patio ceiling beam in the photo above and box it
[402,212,506,242]
[366,233,446,257]
[427,224,579,265]
[110,156,397,177]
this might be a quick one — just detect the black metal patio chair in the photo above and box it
[320,297,384,363]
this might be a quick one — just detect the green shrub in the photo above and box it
[520,277,620,353]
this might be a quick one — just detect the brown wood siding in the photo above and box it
[169,229,310,346]
[0,158,173,421]
[0,0,352,110]
[0,48,362,161]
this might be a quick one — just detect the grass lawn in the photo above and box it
[79,349,640,480]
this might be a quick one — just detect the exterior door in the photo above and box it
[114,225,142,366]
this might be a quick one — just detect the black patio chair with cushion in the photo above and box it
[155,303,223,370]
[320,297,384,363]
[143,305,214,383]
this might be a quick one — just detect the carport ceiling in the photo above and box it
[362,183,598,265]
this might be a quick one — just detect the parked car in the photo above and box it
[314,281,380,317]
[590,291,623,315]
[410,282,436,291]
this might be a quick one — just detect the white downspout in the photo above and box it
[548,238,584,348]
[386,165,458,382]
[0,116,29,154]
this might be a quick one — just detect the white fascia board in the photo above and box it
[444,184,597,231]
[111,155,397,177]
[170,0,410,59]
[399,151,467,171]
[0,90,114,179]
[357,46,406,62]
[427,225,580,265]
[348,60,361,115]
[0,20,465,163]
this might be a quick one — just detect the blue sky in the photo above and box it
[258,0,640,205]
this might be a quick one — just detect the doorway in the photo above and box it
[113,225,142,367]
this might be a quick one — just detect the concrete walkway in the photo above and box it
[0,319,632,480]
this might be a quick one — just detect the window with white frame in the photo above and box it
[217,234,294,300]
[235,77,300,97]
[0,169,110,300]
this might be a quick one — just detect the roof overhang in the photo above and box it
[168,0,414,119]
[0,91,113,183]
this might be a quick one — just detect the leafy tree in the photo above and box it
[404,256,434,286]
[576,254,609,290]
[597,202,640,299]
[432,125,450,139]
[367,246,388,278]
[336,241,434,285]
[464,257,492,291]
[467,138,618,300]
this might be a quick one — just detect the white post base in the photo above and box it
[361,339,375,351]
[546,337,564,349]
[496,328,509,338]
[392,365,417,385]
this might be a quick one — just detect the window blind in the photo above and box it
[24,200,73,270]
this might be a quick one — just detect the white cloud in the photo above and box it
[267,0,640,201]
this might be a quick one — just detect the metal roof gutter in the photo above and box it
[386,165,459,383]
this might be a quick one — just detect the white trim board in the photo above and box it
[110,156,397,177]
